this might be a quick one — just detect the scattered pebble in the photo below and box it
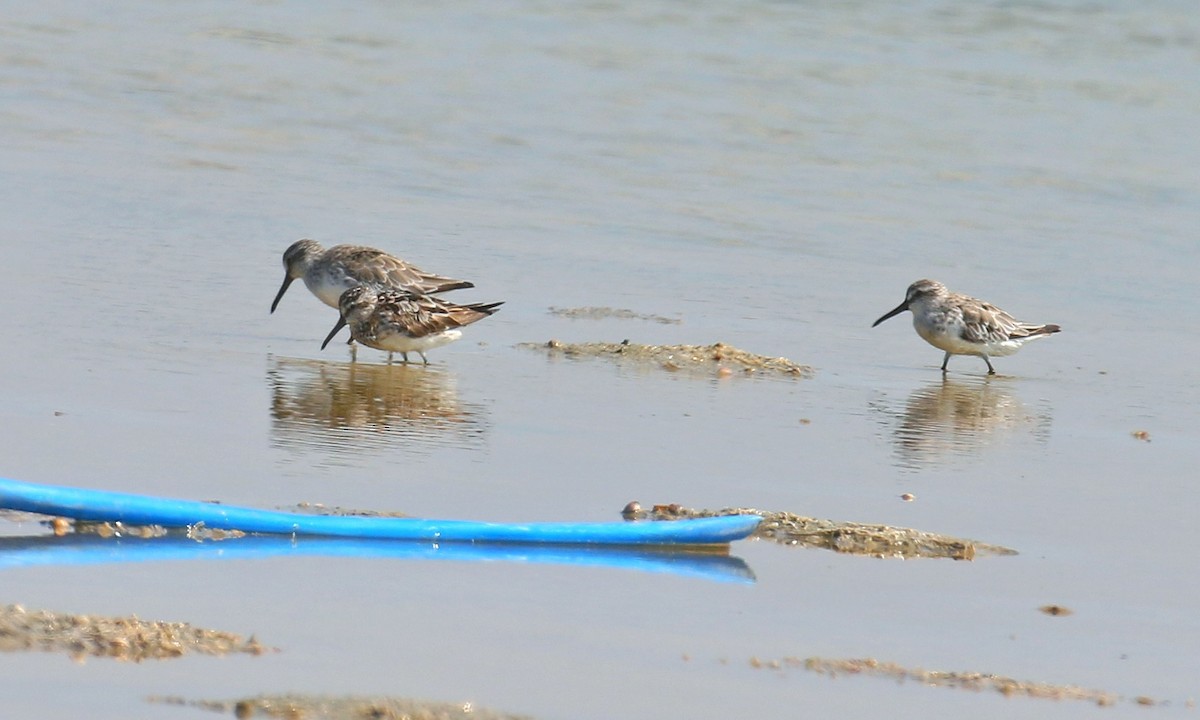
[900,493,915,502]
[1131,430,1150,442]
[1039,605,1073,617]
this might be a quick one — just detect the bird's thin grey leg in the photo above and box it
[349,344,357,364]
[419,352,429,365]
[941,352,951,372]
[401,352,410,364]
[386,352,394,365]
[982,355,996,375]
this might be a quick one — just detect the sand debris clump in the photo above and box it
[750,656,1126,706]
[151,693,532,719]
[623,504,1015,560]
[548,306,682,324]
[287,502,410,518]
[522,340,813,378]
[0,604,272,662]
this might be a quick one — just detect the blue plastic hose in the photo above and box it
[0,477,760,546]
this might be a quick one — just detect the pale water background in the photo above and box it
[2,1,1199,718]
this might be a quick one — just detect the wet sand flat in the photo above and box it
[2,1,1199,719]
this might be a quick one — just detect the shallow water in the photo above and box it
[2,1,1198,717]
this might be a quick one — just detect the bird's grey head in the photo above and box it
[282,239,323,276]
[905,279,946,303]
[271,239,326,314]
[872,279,946,327]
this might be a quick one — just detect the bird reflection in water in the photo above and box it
[874,376,1051,470]
[267,356,488,456]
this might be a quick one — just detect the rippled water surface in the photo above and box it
[2,1,1198,718]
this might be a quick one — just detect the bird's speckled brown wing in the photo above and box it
[958,295,1058,342]
[329,246,474,295]
[374,291,501,338]
[955,296,1019,344]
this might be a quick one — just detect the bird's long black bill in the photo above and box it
[320,316,348,350]
[872,301,909,327]
[270,275,295,314]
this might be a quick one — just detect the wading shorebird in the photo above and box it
[270,239,474,314]
[322,285,503,364]
[872,279,1061,375]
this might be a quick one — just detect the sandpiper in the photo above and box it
[872,279,1061,374]
[270,239,474,314]
[322,285,503,364]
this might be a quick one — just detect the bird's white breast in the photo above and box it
[305,268,357,309]
[369,329,463,353]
